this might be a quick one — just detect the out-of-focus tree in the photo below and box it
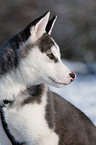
[0,0,96,62]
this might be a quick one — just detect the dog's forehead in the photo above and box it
[38,33,55,52]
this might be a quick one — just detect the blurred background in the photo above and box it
[0,0,96,125]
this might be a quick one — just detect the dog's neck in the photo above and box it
[0,72,25,102]
[0,68,46,102]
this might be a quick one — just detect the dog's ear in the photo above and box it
[46,16,57,35]
[30,12,50,39]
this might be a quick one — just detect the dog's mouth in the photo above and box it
[48,77,67,85]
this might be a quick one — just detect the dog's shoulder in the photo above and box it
[51,91,96,145]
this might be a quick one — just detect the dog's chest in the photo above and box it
[3,93,48,140]
[3,92,59,145]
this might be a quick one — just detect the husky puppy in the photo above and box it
[0,12,96,145]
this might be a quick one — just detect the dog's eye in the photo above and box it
[47,53,55,60]
[47,53,58,62]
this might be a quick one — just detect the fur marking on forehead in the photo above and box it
[20,33,54,58]
[38,33,54,52]
[20,43,35,58]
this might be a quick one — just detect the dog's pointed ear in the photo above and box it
[31,12,50,39]
[46,16,57,35]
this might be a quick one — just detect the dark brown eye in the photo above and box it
[47,53,58,63]
[47,53,55,60]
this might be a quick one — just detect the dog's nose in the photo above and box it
[69,72,76,80]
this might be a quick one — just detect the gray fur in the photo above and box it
[0,12,96,145]
[2,84,96,145]
[21,84,45,106]
[20,33,58,63]
[38,33,54,53]
[19,43,35,58]
[46,89,96,145]
[6,84,45,109]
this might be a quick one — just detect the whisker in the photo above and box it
[61,47,68,52]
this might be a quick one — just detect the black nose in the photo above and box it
[69,72,76,79]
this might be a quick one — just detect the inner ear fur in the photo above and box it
[30,11,50,39]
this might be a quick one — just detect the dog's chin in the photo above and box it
[47,77,70,88]
[51,83,66,88]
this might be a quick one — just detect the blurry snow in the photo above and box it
[62,59,96,74]
[50,59,96,126]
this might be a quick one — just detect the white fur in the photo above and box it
[0,12,75,145]
[29,12,50,43]
[0,37,71,145]
[19,44,72,88]
[0,70,26,102]
[34,12,50,38]
[0,41,72,102]
[3,85,59,145]
[0,11,73,102]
